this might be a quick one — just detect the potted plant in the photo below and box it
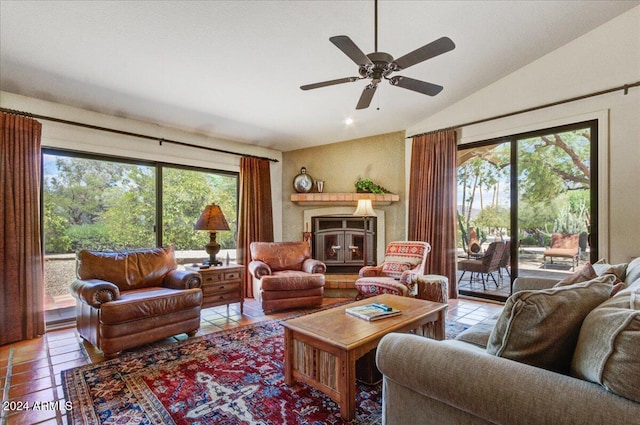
[355,178,392,194]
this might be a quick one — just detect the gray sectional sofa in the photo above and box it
[376,257,640,425]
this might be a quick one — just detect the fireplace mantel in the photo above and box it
[290,192,400,206]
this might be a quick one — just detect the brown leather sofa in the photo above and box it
[70,246,202,358]
[248,241,326,312]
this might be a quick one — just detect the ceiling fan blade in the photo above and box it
[300,77,359,91]
[393,36,455,71]
[390,76,443,96]
[356,84,377,110]
[330,35,373,66]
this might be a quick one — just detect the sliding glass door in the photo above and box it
[457,120,597,301]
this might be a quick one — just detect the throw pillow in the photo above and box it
[487,274,616,373]
[592,259,628,281]
[571,286,640,403]
[382,261,412,278]
[554,263,598,287]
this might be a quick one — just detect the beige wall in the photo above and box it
[408,6,640,263]
[281,131,407,249]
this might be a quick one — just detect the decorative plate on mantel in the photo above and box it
[293,167,314,193]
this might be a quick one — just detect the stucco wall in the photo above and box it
[281,131,407,252]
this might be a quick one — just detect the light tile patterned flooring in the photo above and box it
[1,297,502,425]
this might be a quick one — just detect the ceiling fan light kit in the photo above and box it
[300,0,455,110]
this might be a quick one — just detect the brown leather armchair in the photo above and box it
[248,241,326,313]
[70,246,202,358]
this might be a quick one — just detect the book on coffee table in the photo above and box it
[345,304,402,321]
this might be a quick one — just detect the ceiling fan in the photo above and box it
[300,0,455,110]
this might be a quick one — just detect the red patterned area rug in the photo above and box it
[63,318,468,425]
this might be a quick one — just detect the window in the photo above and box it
[42,149,238,322]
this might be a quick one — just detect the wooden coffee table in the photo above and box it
[282,294,448,421]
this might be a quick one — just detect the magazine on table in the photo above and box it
[345,303,402,321]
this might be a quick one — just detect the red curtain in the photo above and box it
[408,130,458,299]
[1,112,45,344]
[237,157,274,298]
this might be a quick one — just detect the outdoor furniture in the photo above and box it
[467,227,482,258]
[354,241,431,300]
[498,240,512,280]
[458,241,506,289]
[70,247,203,359]
[248,241,326,313]
[543,233,580,270]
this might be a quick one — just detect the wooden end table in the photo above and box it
[282,294,447,421]
[185,264,244,313]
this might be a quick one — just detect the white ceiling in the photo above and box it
[1,1,637,152]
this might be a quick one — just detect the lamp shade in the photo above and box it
[353,199,376,217]
[194,204,231,231]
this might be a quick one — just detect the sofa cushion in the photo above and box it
[77,247,177,290]
[554,262,597,287]
[454,316,499,348]
[99,287,202,324]
[355,277,411,296]
[487,274,616,373]
[623,257,640,287]
[571,284,640,403]
[259,271,325,291]
[249,241,311,272]
[383,242,429,267]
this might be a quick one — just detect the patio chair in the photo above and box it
[498,240,511,280]
[458,241,506,290]
[543,233,580,270]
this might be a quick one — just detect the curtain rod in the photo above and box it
[407,81,640,139]
[0,107,279,162]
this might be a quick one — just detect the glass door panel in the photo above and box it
[516,127,592,282]
[457,141,511,300]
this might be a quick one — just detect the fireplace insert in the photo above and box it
[312,215,376,273]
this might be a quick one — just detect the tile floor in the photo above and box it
[1,297,502,425]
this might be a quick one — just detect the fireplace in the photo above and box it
[312,215,376,273]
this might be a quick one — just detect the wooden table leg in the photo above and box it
[284,328,294,385]
[434,308,446,340]
[338,349,357,421]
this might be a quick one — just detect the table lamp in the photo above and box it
[194,204,230,266]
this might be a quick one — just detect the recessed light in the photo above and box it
[344,117,354,125]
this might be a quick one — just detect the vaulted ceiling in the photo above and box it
[1,1,637,151]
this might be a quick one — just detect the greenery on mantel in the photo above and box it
[355,178,393,194]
